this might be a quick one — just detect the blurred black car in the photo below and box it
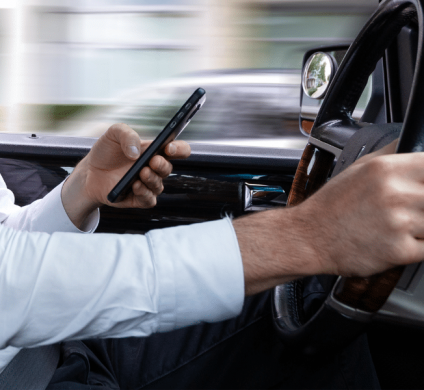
[59,68,307,149]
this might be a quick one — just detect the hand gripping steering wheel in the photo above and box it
[272,0,424,355]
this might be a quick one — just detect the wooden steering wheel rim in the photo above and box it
[272,0,424,354]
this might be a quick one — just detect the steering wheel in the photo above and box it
[272,0,424,355]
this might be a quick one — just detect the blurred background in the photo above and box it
[0,0,377,148]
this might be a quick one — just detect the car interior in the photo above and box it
[0,0,423,388]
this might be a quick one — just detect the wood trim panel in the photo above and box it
[287,143,335,207]
[334,267,404,312]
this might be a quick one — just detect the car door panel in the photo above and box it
[0,133,301,234]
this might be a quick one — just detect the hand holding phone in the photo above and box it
[107,87,206,203]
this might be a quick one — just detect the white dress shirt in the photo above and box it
[0,175,244,373]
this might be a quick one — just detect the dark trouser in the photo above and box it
[46,291,379,390]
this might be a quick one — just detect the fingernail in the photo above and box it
[127,145,140,158]
[168,143,177,155]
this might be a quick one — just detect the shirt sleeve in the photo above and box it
[0,176,99,234]
[0,217,244,349]
[0,174,100,371]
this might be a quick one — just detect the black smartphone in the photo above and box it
[107,87,206,203]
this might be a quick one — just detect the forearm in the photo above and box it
[233,206,327,296]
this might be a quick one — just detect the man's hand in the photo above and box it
[308,139,424,277]
[62,123,191,229]
[234,140,424,295]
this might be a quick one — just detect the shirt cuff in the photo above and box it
[147,216,245,332]
[29,181,99,234]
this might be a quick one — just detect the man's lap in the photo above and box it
[46,291,379,389]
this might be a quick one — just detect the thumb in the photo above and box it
[125,143,141,160]
[106,123,141,160]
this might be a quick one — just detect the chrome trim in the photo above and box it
[301,106,365,121]
[308,137,342,158]
[244,183,287,211]
[376,262,424,327]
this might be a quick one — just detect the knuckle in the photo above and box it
[137,191,156,208]
[385,209,411,233]
[155,158,172,177]
[137,185,148,196]
[108,123,137,141]
[151,156,163,171]
[393,237,417,264]
[150,176,162,191]
[369,168,404,211]
[379,179,401,206]
[108,123,127,133]
[364,156,392,180]
[388,237,409,263]
[165,162,173,176]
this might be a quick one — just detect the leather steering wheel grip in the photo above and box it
[273,0,424,355]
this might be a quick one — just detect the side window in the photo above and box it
[0,1,376,149]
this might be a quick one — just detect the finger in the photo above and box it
[164,141,191,159]
[132,180,150,197]
[139,167,164,195]
[149,155,173,178]
[105,123,141,160]
[354,150,424,183]
[132,181,157,208]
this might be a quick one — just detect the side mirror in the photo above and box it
[300,45,375,135]
[300,46,349,135]
[302,52,338,99]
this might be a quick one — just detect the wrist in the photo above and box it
[271,206,327,279]
[61,159,102,229]
[298,195,340,277]
[233,205,328,295]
